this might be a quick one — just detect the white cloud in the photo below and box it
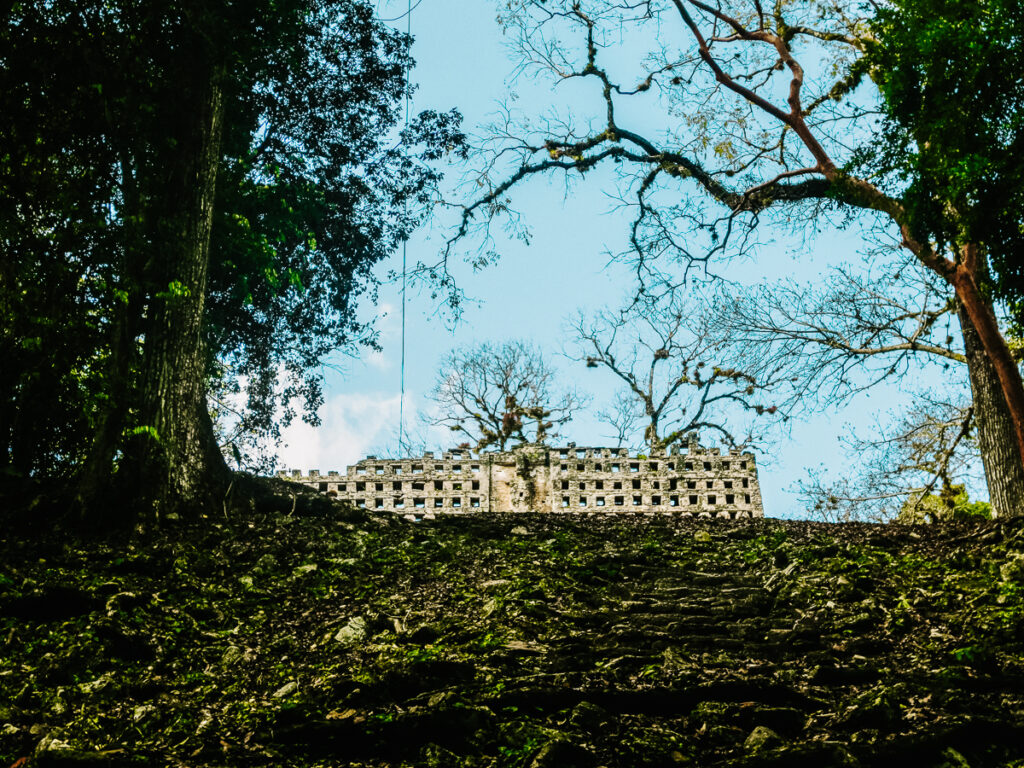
[276,392,402,473]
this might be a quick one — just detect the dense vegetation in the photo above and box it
[3,1,1024,764]
[0,0,462,514]
[2,493,1023,767]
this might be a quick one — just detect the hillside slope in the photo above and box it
[2,495,1024,767]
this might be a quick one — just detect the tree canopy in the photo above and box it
[0,0,463,513]
[866,0,1024,323]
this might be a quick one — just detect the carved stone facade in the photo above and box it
[281,439,765,519]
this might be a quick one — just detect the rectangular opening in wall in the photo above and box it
[453,464,462,472]
[561,480,569,490]
[338,484,346,492]
[706,480,713,489]
[745,494,751,503]
[670,496,679,507]
[560,463,568,472]
[471,464,480,472]
[703,461,712,470]
[722,461,730,470]
[632,479,641,489]
[577,449,586,459]
[649,462,658,471]
[596,497,605,506]
[652,495,662,506]
[375,466,384,474]
[613,481,622,490]
[708,495,717,505]
[632,495,642,506]
[577,463,584,471]
[375,498,383,508]
[471,480,480,490]
[453,482,462,490]
[452,497,461,508]
[393,481,402,490]
[685,462,693,470]
[578,481,586,490]
[356,499,366,508]
[614,496,624,506]
[357,467,367,475]
[560,449,569,458]
[726,494,735,504]
[687,481,696,489]
[612,464,621,472]
[471,497,480,508]
[412,465,423,474]
[724,480,733,489]
[375,482,384,491]
[669,479,677,490]
[595,480,604,490]
[356,482,365,491]
[595,463,602,471]
[435,464,444,472]
[630,462,639,472]
[579,497,587,507]
[740,461,747,469]
[689,495,698,505]
[394,498,405,509]
[434,498,443,508]
[392,466,402,474]
[652,480,660,490]
[318,482,328,491]
[412,482,424,491]
[562,496,570,508]
[667,462,674,470]
[434,480,443,491]
[414,498,425,508]
[743,478,749,488]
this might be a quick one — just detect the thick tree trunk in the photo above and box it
[950,247,1024,489]
[121,46,229,516]
[958,304,1024,517]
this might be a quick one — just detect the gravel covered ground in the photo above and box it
[2,485,1024,767]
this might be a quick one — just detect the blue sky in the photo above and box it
[274,0,968,518]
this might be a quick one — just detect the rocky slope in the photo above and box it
[2,491,1024,767]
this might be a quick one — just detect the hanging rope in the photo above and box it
[397,0,412,456]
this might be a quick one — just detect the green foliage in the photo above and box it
[0,1,465,479]
[865,0,1024,319]
[899,483,993,523]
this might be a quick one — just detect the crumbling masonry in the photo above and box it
[281,439,764,519]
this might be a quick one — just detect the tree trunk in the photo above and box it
[958,303,1024,517]
[950,246,1024,485]
[120,42,229,517]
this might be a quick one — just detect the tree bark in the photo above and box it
[958,303,1024,517]
[121,36,229,517]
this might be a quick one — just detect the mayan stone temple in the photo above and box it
[282,437,764,520]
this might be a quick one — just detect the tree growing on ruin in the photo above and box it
[426,340,584,451]
[440,0,1024,513]
[567,292,785,453]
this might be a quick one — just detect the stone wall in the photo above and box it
[280,439,765,519]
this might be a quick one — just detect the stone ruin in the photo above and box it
[280,437,765,520]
